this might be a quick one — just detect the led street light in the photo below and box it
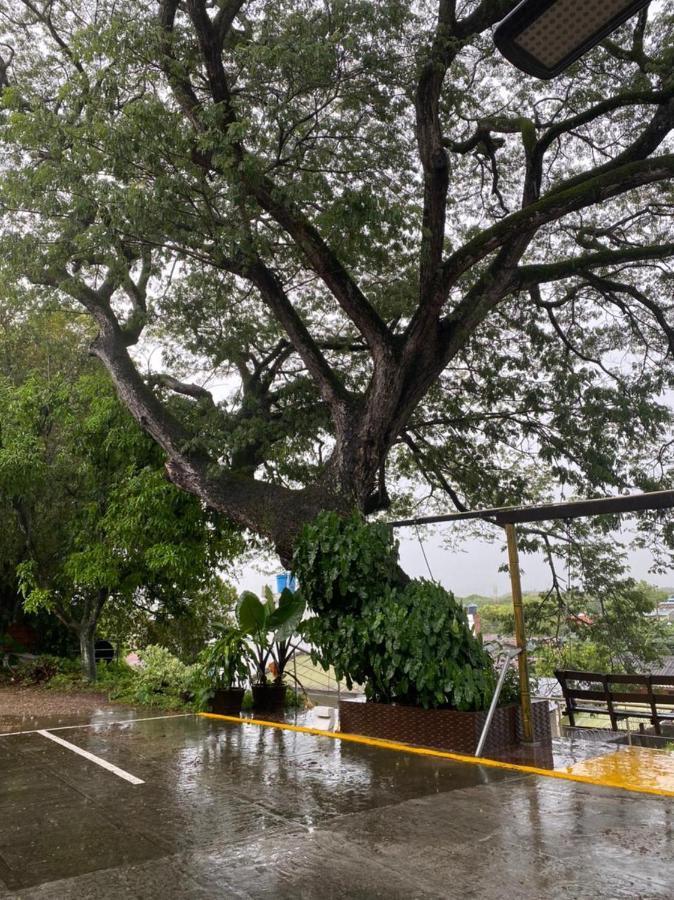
[494,0,652,79]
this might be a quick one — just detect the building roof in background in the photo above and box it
[648,656,674,677]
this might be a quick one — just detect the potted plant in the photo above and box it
[200,628,250,715]
[236,587,305,712]
[296,511,552,756]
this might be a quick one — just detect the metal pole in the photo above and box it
[475,648,521,757]
[293,652,298,722]
[505,523,534,743]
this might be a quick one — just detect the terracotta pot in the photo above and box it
[211,687,245,716]
[252,682,285,712]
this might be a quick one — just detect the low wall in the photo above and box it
[339,698,551,756]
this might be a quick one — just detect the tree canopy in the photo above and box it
[0,299,243,677]
[1,0,674,570]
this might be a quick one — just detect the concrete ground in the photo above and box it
[1,713,673,899]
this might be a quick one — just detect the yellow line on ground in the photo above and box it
[198,712,674,799]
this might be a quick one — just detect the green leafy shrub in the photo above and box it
[44,659,140,696]
[534,640,615,677]
[294,511,397,617]
[12,655,79,685]
[3,647,204,712]
[47,671,88,691]
[125,645,198,708]
[296,512,498,711]
[193,629,250,710]
[94,659,136,696]
[241,689,254,711]
[1,633,24,669]
[284,685,308,710]
[499,665,521,706]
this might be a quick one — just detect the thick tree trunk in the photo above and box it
[86,293,433,565]
[78,623,97,682]
[74,589,109,682]
[165,455,352,565]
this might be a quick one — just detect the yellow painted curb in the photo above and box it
[198,712,674,799]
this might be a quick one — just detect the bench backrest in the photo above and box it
[554,670,674,710]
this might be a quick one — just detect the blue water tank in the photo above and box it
[276,573,297,593]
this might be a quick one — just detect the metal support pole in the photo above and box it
[475,647,521,757]
[505,523,534,743]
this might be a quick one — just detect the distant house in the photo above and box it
[645,600,674,622]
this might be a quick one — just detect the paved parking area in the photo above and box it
[1,714,673,898]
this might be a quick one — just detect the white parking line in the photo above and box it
[0,713,193,739]
[37,730,145,785]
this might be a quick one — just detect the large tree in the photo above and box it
[1,0,674,569]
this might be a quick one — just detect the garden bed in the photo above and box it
[339,698,551,755]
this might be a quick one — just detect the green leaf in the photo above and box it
[236,591,266,634]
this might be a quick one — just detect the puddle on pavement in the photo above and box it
[562,746,674,793]
[237,707,674,795]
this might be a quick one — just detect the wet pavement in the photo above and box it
[1,713,673,898]
[565,746,674,795]
[0,687,145,735]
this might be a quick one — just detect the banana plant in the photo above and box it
[236,587,305,685]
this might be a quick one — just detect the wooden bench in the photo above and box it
[554,669,674,735]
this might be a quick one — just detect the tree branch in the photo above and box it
[219,254,350,409]
[515,241,674,289]
[548,94,674,198]
[158,0,393,355]
[439,154,674,299]
[415,0,456,304]
[402,431,468,512]
[582,273,674,355]
[150,374,215,403]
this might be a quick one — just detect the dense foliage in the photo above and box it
[1,653,80,686]
[126,645,199,707]
[296,512,499,710]
[200,629,249,691]
[0,301,244,678]
[480,580,671,672]
[1,647,200,710]
[1,646,306,713]
[98,579,239,664]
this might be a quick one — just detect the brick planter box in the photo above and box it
[339,698,551,756]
